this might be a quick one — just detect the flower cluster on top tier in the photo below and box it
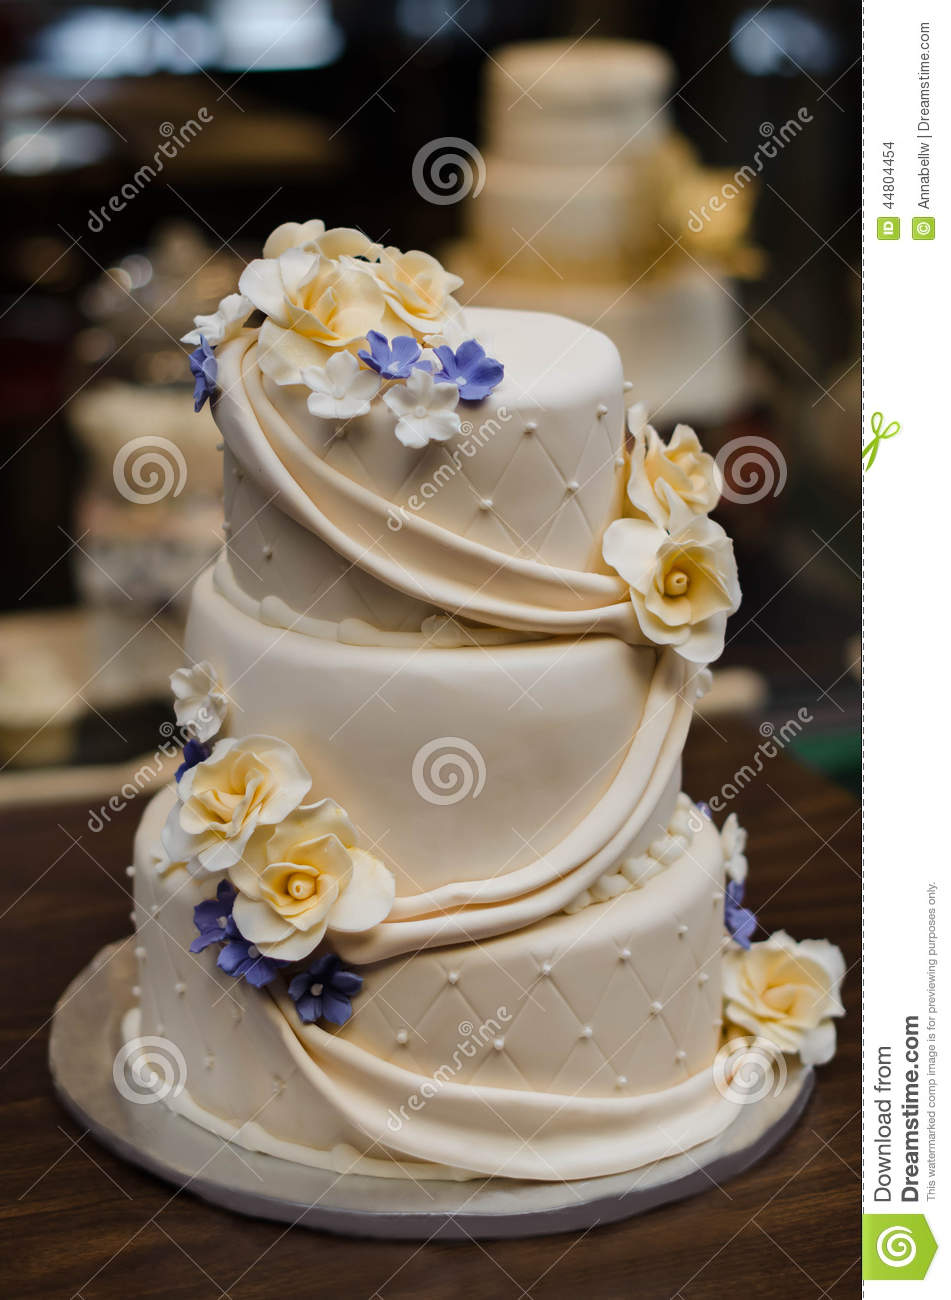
[182,219,504,447]
[159,661,394,1021]
[602,404,741,664]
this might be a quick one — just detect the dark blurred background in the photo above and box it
[0,0,859,791]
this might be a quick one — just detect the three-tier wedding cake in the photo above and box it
[122,219,844,1196]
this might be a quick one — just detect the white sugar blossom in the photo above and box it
[170,661,229,742]
[262,219,382,262]
[228,800,396,961]
[301,351,381,420]
[162,735,311,875]
[720,813,748,884]
[723,931,846,1066]
[382,367,462,449]
[181,293,253,347]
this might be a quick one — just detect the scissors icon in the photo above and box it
[862,411,900,471]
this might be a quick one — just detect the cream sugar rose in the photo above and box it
[117,217,846,1187]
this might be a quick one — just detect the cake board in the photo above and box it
[50,942,814,1241]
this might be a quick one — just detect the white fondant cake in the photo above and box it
[121,219,845,1194]
[450,38,757,426]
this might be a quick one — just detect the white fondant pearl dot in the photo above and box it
[698,972,710,985]
[262,543,273,560]
[174,981,186,996]
[596,403,608,417]
[712,891,724,904]
[616,1075,629,1088]
[623,381,634,393]
[649,1000,663,1015]
[524,420,537,434]
[677,924,688,937]
[125,865,135,877]
[479,498,493,511]
[131,985,141,998]
[155,1022,165,1036]
[134,946,146,960]
[447,971,459,985]
[619,948,631,961]
[566,480,579,494]
[150,904,160,915]
[493,1037,505,1051]
[540,961,553,976]
[614,455,626,468]
[129,911,136,923]
[396,1029,409,1045]
[713,1017,724,1028]
[204,1054,215,1069]
[580,1026,592,1039]
[675,1050,687,1063]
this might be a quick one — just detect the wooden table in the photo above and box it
[0,720,859,1299]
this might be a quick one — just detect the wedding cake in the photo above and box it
[449,39,759,427]
[122,219,843,1194]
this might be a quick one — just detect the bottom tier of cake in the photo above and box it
[130,785,738,1183]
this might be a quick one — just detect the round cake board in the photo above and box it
[50,942,815,1241]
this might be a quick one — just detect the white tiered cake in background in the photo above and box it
[449,39,760,429]
[110,219,843,1209]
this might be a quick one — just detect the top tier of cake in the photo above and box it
[484,38,674,164]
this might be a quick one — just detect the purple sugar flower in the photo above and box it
[190,879,288,988]
[358,331,428,380]
[724,878,757,949]
[432,339,504,401]
[175,737,209,782]
[289,953,363,1026]
[188,335,217,411]
[190,879,236,953]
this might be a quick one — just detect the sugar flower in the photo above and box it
[723,930,846,1066]
[625,406,721,529]
[374,247,463,336]
[432,339,504,401]
[602,499,740,663]
[382,367,462,450]
[288,953,363,1026]
[358,331,428,380]
[190,879,289,988]
[181,293,253,348]
[301,351,381,420]
[228,799,396,962]
[162,734,312,875]
[724,878,757,948]
[188,337,217,412]
[170,661,229,743]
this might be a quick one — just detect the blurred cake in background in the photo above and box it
[450,39,760,428]
[66,223,233,701]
